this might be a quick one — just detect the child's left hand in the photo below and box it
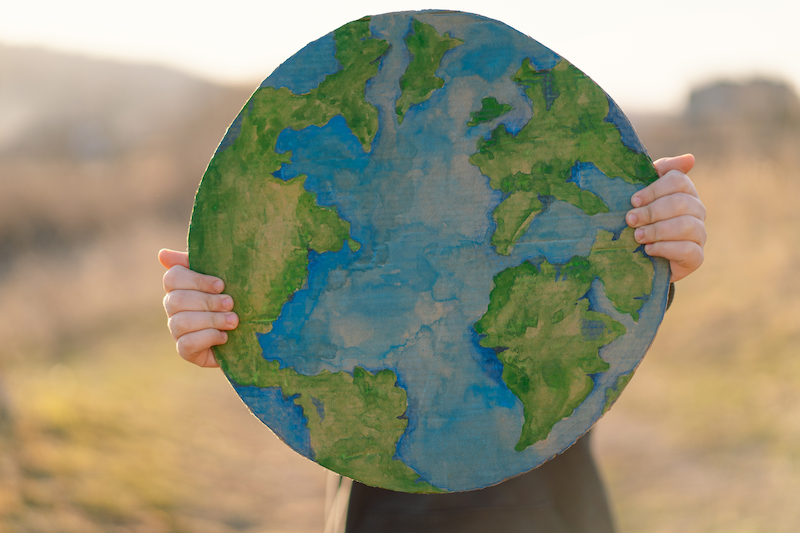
[626,154,706,282]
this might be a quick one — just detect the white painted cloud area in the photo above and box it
[1,0,795,113]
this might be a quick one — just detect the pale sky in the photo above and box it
[1,0,795,113]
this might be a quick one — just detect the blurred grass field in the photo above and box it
[1,43,799,532]
[595,156,800,532]
[0,317,327,533]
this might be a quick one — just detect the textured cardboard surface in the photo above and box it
[188,10,667,492]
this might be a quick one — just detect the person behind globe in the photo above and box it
[159,153,706,533]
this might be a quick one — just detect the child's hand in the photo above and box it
[159,249,238,368]
[626,154,706,282]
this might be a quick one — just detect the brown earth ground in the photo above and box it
[1,44,799,532]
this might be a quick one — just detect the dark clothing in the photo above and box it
[344,433,615,533]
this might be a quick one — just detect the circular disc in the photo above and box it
[189,10,669,493]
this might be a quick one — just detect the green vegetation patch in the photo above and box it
[187,19,439,493]
[189,17,388,378]
[237,358,443,493]
[467,97,513,127]
[590,229,655,321]
[469,58,658,255]
[474,228,653,450]
[396,19,463,123]
[603,371,635,414]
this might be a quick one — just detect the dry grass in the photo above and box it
[594,156,800,532]
[3,154,797,532]
[2,44,799,530]
[0,318,327,533]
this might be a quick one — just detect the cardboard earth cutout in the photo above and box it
[188,10,669,493]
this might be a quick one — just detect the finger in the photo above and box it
[163,290,234,317]
[159,249,189,269]
[652,153,695,178]
[631,169,699,208]
[163,264,225,294]
[168,311,239,341]
[175,330,226,368]
[626,193,706,227]
[186,349,221,368]
[644,241,704,282]
[633,215,707,248]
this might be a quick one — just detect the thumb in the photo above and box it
[653,153,695,177]
[158,249,190,269]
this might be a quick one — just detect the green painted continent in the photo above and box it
[603,371,634,414]
[188,19,438,492]
[474,228,653,450]
[189,17,386,374]
[396,18,463,123]
[236,358,442,493]
[469,58,658,255]
[468,97,513,127]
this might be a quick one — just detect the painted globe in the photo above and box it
[189,10,669,493]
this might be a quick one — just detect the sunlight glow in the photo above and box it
[2,0,797,113]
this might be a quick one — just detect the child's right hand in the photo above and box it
[159,249,238,368]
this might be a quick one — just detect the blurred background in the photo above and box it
[1,1,798,532]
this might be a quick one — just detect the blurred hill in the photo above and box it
[0,44,247,159]
[0,43,252,357]
[1,44,800,532]
[631,77,800,162]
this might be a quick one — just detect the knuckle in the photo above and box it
[175,335,197,359]
[646,223,659,243]
[203,275,222,294]
[163,265,187,291]
[675,240,693,257]
[646,187,658,204]
[698,200,707,220]
[686,194,703,211]
[677,242,703,266]
[163,291,184,315]
[678,239,694,253]
[645,241,663,257]
[687,217,707,245]
[643,205,654,224]
[671,171,693,193]
[207,293,221,312]
[678,215,695,236]
[162,268,175,291]
[653,223,666,242]
[211,329,227,346]
[657,170,675,190]
[167,314,182,340]
[673,193,698,217]
[690,243,705,265]
[674,193,690,213]
[639,184,655,204]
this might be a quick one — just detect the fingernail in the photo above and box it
[222,296,233,310]
[631,195,642,208]
[221,331,228,343]
[644,244,653,254]
[626,212,637,226]
[214,279,224,292]
[226,313,238,326]
[634,228,644,242]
